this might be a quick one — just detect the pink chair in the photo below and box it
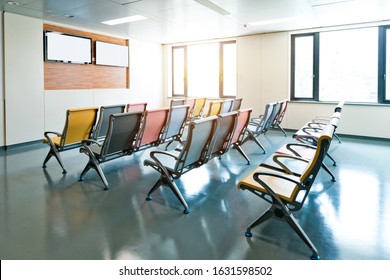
[126,102,147,112]
[230,108,265,164]
[134,108,169,150]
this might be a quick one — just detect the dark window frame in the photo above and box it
[290,33,319,101]
[291,25,390,104]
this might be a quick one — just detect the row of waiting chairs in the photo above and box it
[237,101,344,260]
[240,99,288,154]
[170,97,243,120]
[42,103,190,187]
[144,108,254,214]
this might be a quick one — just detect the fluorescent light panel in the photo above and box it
[248,16,301,26]
[194,0,230,16]
[102,15,146,25]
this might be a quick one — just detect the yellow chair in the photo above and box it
[42,107,98,174]
[204,100,223,117]
[191,97,206,118]
[238,123,335,260]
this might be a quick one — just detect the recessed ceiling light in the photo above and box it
[7,1,20,6]
[248,16,302,26]
[102,15,147,25]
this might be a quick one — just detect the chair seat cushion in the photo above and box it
[144,150,181,174]
[43,136,61,147]
[238,166,300,202]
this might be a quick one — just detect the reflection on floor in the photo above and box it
[0,130,389,260]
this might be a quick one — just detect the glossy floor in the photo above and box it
[1,130,389,260]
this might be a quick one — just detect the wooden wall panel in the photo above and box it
[43,24,129,90]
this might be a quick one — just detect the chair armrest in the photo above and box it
[81,139,102,146]
[145,151,179,180]
[272,154,309,175]
[44,131,61,138]
[252,171,304,213]
[150,150,179,161]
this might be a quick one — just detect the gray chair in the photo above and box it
[162,105,190,150]
[170,98,186,106]
[206,111,238,161]
[143,116,219,214]
[93,104,126,140]
[240,103,275,153]
[270,99,288,136]
[79,111,143,190]
[220,99,234,114]
[248,102,277,137]
[231,98,243,111]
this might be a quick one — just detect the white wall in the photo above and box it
[1,13,163,146]
[129,39,163,109]
[236,35,262,116]
[4,13,45,146]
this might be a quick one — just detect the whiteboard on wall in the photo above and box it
[95,41,129,67]
[45,32,92,64]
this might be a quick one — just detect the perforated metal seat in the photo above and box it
[79,111,143,190]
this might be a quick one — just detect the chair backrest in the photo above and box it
[162,105,190,141]
[174,116,219,174]
[100,112,143,158]
[192,97,206,118]
[207,111,238,159]
[254,102,276,134]
[94,104,126,139]
[170,99,186,106]
[275,99,288,125]
[126,102,147,112]
[61,107,98,146]
[185,98,197,119]
[295,124,335,205]
[205,101,223,117]
[135,108,169,148]
[230,108,252,145]
[231,98,243,111]
[269,101,282,128]
[220,99,234,114]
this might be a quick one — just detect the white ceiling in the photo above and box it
[2,0,390,44]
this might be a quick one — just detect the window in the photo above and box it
[172,41,236,98]
[291,34,317,100]
[172,46,186,96]
[379,26,390,103]
[291,26,388,104]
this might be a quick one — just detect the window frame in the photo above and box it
[378,26,390,104]
[219,40,237,98]
[290,33,319,101]
[291,25,390,104]
[172,46,187,97]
